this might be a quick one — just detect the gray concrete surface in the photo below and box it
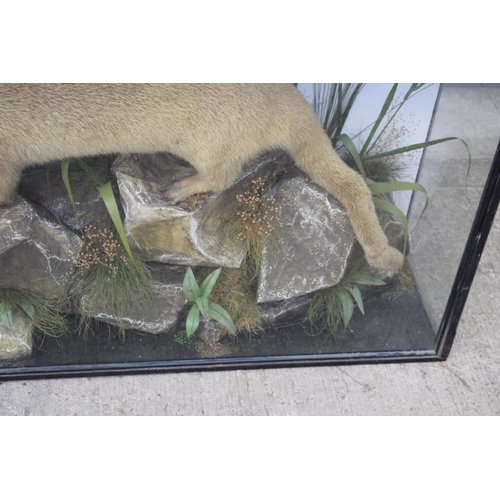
[1,84,499,416]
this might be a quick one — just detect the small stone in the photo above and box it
[0,195,82,299]
[0,311,33,363]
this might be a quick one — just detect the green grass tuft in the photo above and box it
[306,252,386,334]
[0,288,67,338]
[69,223,154,339]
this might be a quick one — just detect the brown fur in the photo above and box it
[0,83,403,271]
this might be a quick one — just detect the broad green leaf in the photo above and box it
[336,133,367,181]
[360,83,398,157]
[99,181,134,262]
[19,300,36,321]
[369,181,429,215]
[348,286,365,315]
[200,267,221,298]
[61,159,75,206]
[369,181,427,197]
[372,196,408,257]
[207,302,236,335]
[186,304,200,338]
[353,276,386,286]
[196,295,209,319]
[183,267,200,302]
[338,289,354,328]
[0,303,13,330]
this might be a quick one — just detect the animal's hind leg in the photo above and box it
[0,161,23,206]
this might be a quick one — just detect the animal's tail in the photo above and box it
[288,128,404,272]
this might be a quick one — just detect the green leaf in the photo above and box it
[353,276,386,286]
[98,181,134,262]
[372,196,409,257]
[314,83,364,149]
[0,302,13,330]
[196,295,209,319]
[61,159,75,206]
[365,136,472,179]
[186,304,200,338]
[207,301,236,335]
[348,285,365,315]
[200,267,221,298]
[19,300,36,321]
[336,133,367,181]
[183,267,200,302]
[338,289,354,328]
[369,181,429,216]
[369,181,427,197]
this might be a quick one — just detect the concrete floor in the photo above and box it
[1,84,499,416]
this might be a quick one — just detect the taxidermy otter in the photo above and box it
[0,83,404,271]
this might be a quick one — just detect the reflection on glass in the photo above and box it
[408,83,500,332]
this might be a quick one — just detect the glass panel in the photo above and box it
[408,84,500,332]
[0,83,498,377]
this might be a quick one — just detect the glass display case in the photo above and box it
[0,83,498,380]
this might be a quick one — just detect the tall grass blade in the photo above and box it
[61,159,75,206]
[360,83,398,158]
[369,181,427,197]
[337,133,368,180]
[369,181,429,215]
[99,181,134,262]
[314,83,364,149]
[77,159,107,185]
[366,137,471,172]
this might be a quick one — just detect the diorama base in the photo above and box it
[0,278,437,380]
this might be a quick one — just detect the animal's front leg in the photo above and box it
[161,173,216,204]
[161,159,241,204]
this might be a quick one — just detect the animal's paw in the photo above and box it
[160,181,189,205]
[366,246,404,272]
[160,175,207,205]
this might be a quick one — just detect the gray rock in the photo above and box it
[256,172,406,303]
[18,161,111,231]
[0,195,82,299]
[113,153,245,267]
[78,265,187,334]
[0,311,33,363]
[259,294,312,328]
[195,320,227,348]
[256,174,356,302]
